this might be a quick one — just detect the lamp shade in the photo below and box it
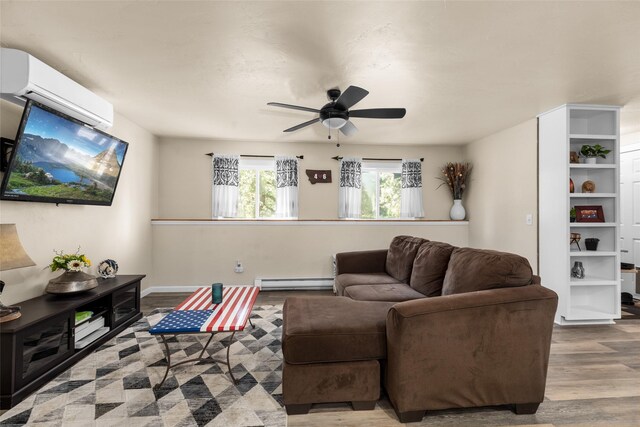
[0,224,35,271]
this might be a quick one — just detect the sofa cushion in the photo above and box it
[410,241,456,297]
[283,296,395,364]
[344,284,426,302]
[385,236,428,283]
[442,247,533,295]
[335,272,401,296]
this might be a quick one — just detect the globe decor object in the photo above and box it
[98,259,119,278]
[45,249,98,295]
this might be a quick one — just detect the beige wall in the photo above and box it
[152,222,468,286]
[0,101,159,304]
[150,137,468,287]
[621,131,640,146]
[157,138,464,220]
[464,118,538,271]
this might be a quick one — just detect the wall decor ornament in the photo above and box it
[569,151,580,164]
[581,180,595,193]
[571,261,585,279]
[570,178,575,193]
[98,259,119,278]
[305,169,332,184]
[570,232,582,251]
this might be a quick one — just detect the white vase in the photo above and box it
[585,157,597,164]
[450,199,466,220]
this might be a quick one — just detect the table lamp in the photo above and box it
[0,224,36,323]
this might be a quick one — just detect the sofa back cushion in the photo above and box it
[409,241,456,296]
[385,236,428,283]
[442,247,533,295]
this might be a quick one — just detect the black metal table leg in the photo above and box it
[248,317,255,329]
[154,331,238,389]
[154,334,172,390]
[226,331,237,383]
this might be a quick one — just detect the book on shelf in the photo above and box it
[75,327,110,349]
[75,316,106,342]
[75,311,93,325]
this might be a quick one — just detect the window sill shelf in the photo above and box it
[151,219,469,226]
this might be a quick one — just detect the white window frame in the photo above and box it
[239,158,276,219]
[361,160,402,220]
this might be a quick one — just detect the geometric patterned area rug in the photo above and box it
[0,305,285,427]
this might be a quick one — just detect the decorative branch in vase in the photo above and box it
[437,162,472,220]
[45,248,98,294]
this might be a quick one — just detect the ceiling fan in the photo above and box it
[267,85,406,136]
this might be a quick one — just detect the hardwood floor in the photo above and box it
[142,291,640,426]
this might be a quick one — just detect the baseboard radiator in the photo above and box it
[254,277,334,291]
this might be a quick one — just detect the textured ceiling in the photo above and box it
[1,1,640,144]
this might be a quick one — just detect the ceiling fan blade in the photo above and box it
[339,120,358,136]
[283,117,320,132]
[349,108,406,119]
[335,86,369,110]
[267,102,320,113]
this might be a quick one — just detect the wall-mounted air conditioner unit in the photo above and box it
[0,48,113,130]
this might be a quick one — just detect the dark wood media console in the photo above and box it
[0,274,145,409]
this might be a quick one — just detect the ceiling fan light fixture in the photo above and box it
[322,117,348,129]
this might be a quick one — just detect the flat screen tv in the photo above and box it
[0,101,128,206]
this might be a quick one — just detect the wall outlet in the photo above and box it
[526,214,533,225]
[235,260,244,273]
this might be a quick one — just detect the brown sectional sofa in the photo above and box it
[282,236,558,422]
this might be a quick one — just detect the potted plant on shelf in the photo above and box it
[45,248,98,294]
[570,207,576,222]
[580,144,611,164]
[437,162,472,220]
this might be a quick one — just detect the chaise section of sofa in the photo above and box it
[282,296,395,414]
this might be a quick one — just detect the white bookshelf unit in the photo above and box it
[538,104,621,325]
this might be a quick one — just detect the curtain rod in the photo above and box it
[206,153,303,159]
[331,156,423,162]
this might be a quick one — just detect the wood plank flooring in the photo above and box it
[144,291,640,426]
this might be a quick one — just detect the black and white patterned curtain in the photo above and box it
[212,154,239,217]
[275,156,298,218]
[338,157,362,218]
[400,159,424,218]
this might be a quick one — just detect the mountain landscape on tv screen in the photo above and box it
[5,133,123,202]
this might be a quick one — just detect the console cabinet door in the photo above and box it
[15,312,74,389]
[111,281,140,327]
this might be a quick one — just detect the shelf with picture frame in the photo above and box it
[539,104,621,325]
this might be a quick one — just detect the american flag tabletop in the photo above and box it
[148,286,260,388]
[149,286,259,334]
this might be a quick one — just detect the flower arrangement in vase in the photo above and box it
[437,162,472,220]
[45,248,98,294]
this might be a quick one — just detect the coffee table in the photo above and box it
[149,285,260,389]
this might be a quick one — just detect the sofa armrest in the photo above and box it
[335,249,388,275]
[385,285,558,414]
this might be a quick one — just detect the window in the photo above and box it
[238,159,276,219]
[361,161,402,219]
